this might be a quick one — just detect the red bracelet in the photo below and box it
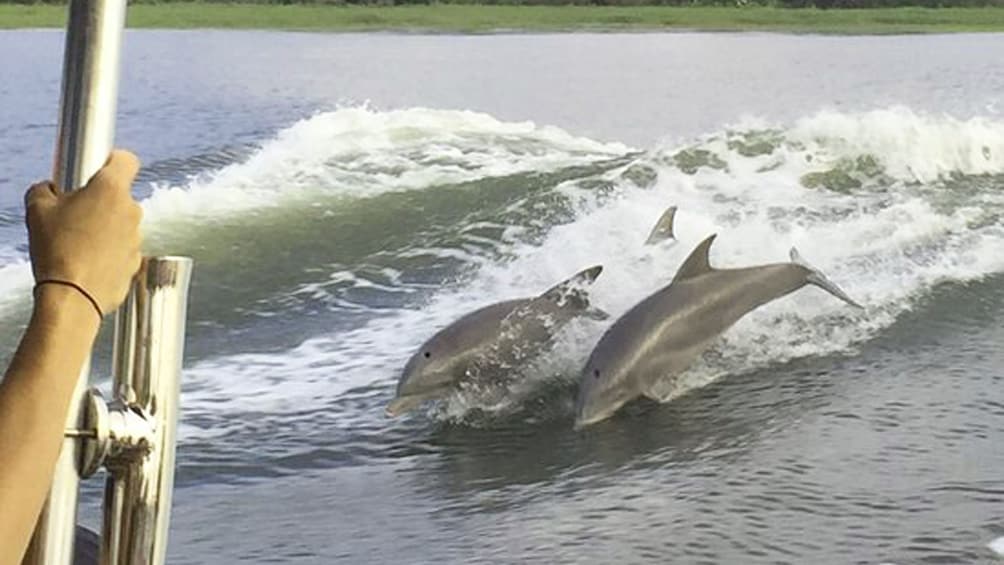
[34,279,104,322]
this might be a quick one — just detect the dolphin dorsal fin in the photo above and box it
[672,234,718,282]
[644,205,677,245]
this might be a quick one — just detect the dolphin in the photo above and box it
[387,265,607,416]
[574,233,862,428]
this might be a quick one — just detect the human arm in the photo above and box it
[0,150,142,565]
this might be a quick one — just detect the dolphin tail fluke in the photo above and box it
[645,205,678,245]
[544,265,603,293]
[539,265,603,300]
[536,264,605,316]
[790,248,864,309]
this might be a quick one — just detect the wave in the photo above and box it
[0,260,31,312]
[140,106,633,228]
[162,106,1004,437]
[787,108,1004,183]
[0,107,631,320]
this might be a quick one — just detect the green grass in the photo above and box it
[3,3,1004,33]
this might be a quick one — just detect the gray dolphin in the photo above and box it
[388,265,607,416]
[575,234,862,428]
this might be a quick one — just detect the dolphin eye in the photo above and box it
[593,369,600,379]
[424,351,431,359]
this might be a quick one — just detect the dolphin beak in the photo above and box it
[385,396,417,417]
[574,399,619,430]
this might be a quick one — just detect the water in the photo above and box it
[2,30,1004,563]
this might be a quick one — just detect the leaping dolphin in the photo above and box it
[387,265,607,416]
[574,233,862,428]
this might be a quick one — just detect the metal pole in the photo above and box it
[101,257,192,565]
[25,1,127,563]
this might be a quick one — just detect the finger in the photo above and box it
[24,181,58,211]
[88,149,141,196]
[105,149,141,182]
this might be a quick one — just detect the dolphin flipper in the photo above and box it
[645,205,678,245]
[790,248,863,309]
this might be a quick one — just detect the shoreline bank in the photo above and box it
[3,4,1004,34]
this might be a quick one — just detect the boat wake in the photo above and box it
[2,105,1003,434]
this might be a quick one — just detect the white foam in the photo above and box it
[789,107,1004,183]
[0,260,32,316]
[989,536,1004,557]
[141,106,632,228]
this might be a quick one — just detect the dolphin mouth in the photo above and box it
[386,396,422,417]
[386,387,450,417]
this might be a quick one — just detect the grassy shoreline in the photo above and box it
[3,4,1004,33]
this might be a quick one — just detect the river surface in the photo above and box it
[2,30,1004,564]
